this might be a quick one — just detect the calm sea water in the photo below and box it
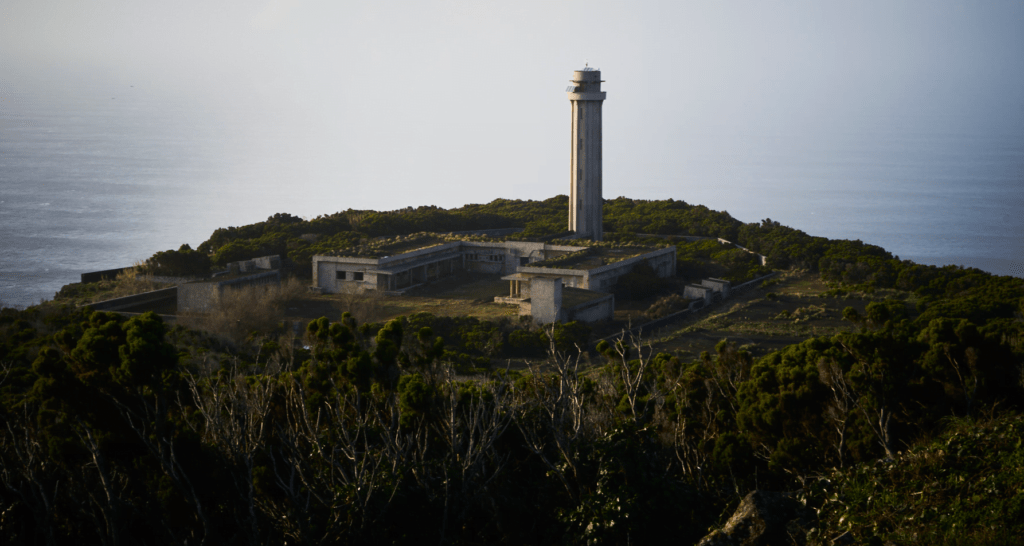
[2,85,1023,309]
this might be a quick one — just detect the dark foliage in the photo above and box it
[145,244,213,277]
[9,197,1022,544]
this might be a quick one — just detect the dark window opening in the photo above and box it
[336,271,346,280]
[353,272,364,281]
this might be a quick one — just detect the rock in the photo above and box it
[698,490,816,546]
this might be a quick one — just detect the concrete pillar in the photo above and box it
[531,277,563,324]
[567,67,606,241]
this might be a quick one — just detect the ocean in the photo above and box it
[2,83,1023,309]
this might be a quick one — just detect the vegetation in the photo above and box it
[174,196,1021,297]
[4,196,1023,544]
[143,244,213,277]
[804,411,1024,545]
[52,266,172,306]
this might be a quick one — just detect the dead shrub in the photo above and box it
[179,277,306,342]
[646,294,690,319]
[108,264,166,298]
[335,290,388,325]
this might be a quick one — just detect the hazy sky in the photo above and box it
[2,0,1022,217]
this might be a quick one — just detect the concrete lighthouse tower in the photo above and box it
[567,66,606,241]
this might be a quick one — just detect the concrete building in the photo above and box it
[701,278,732,300]
[683,284,714,307]
[178,271,281,313]
[313,240,586,294]
[178,255,282,313]
[497,274,616,324]
[567,67,606,241]
[312,239,675,324]
[513,276,616,325]
[314,240,674,296]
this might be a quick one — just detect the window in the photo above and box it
[353,272,364,281]
[336,271,346,280]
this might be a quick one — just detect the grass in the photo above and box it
[375,274,519,322]
[528,245,653,270]
[274,273,520,329]
[645,270,910,360]
[321,232,509,259]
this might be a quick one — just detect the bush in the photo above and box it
[646,294,689,319]
[177,276,307,343]
[145,244,212,277]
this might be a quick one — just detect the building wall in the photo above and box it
[565,294,614,323]
[684,284,713,306]
[178,271,280,313]
[530,277,563,324]
[701,278,731,298]
[584,246,677,292]
[88,287,178,312]
[313,241,592,294]
[311,241,668,296]
[178,282,221,313]
[314,257,379,293]
[514,268,588,288]
[464,248,508,274]
[252,255,281,270]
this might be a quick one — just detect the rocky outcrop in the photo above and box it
[698,491,816,546]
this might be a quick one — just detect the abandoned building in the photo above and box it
[309,66,679,324]
[178,256,282,313]
[312,239,676,323]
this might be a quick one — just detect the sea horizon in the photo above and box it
[2,74,1022,309]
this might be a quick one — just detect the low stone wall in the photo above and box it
[86,287,178,312]
[595,271,779,344]
[447,228,524,237]
[142,275,205,285]
[81,268,129,283]
[116,312,178,324]
[731,271,778,293]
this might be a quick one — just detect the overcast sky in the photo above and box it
[2,0,1022,216]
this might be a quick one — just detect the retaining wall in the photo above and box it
[596,271,779,344]
[81,268,129,283]
[86,287,178,312]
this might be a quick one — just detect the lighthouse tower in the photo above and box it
[567,67,606,241]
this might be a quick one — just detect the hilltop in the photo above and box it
[3,196,1023,544]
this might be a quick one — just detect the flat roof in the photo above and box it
[321,234,454,259]
[528,246,662,270]
[188,270,277,284]
[562,287,611,307]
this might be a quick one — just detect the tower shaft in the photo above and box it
[568,68,606,241]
